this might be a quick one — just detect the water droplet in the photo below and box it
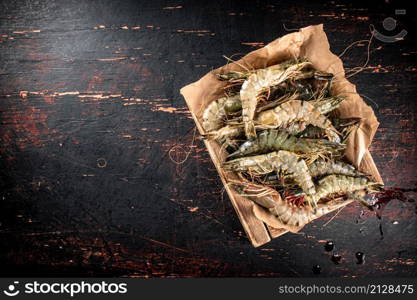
[356,251,365,264]
[324,240,334,252]
[312,265,321,274]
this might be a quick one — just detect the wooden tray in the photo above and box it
[180,24,383,247]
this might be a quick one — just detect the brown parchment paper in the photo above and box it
[180,24,383,244]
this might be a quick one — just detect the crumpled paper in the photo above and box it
[180,24,383,234]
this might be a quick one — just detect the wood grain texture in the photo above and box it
[0,0,416,277]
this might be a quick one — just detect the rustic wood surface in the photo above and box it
[0,0,416,277]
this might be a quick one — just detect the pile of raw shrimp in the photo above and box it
[202,58,382,229]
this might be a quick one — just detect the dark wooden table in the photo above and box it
[1,0,416,277]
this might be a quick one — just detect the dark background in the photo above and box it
[0,0,416,277]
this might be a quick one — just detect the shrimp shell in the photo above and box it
[223,150,317,205]
[202,94,241,132]
[315,175,376,201]
[309,160,364,178]
[258,97,344,137]
[231,180,326,231]
[255,100,340,142]
[253,200,345,232]
[240,61,311,139]
[228,129,344,158]
[244,184,345,232]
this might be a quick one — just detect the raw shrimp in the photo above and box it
[315,175,381,201]
[232,180,343,231]
[255,100,340,142]
[253,198,345,232]
[254,96,343,137]
[240,61,312,139]
[221,91,342,133]
[228,129,344,158]
[270,97,344,136]
[202,94,241,132]
[223,150,317,206]
[309,160,364,178]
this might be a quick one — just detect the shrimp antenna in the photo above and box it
[282,23,299,32]
[223,55,252,73]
